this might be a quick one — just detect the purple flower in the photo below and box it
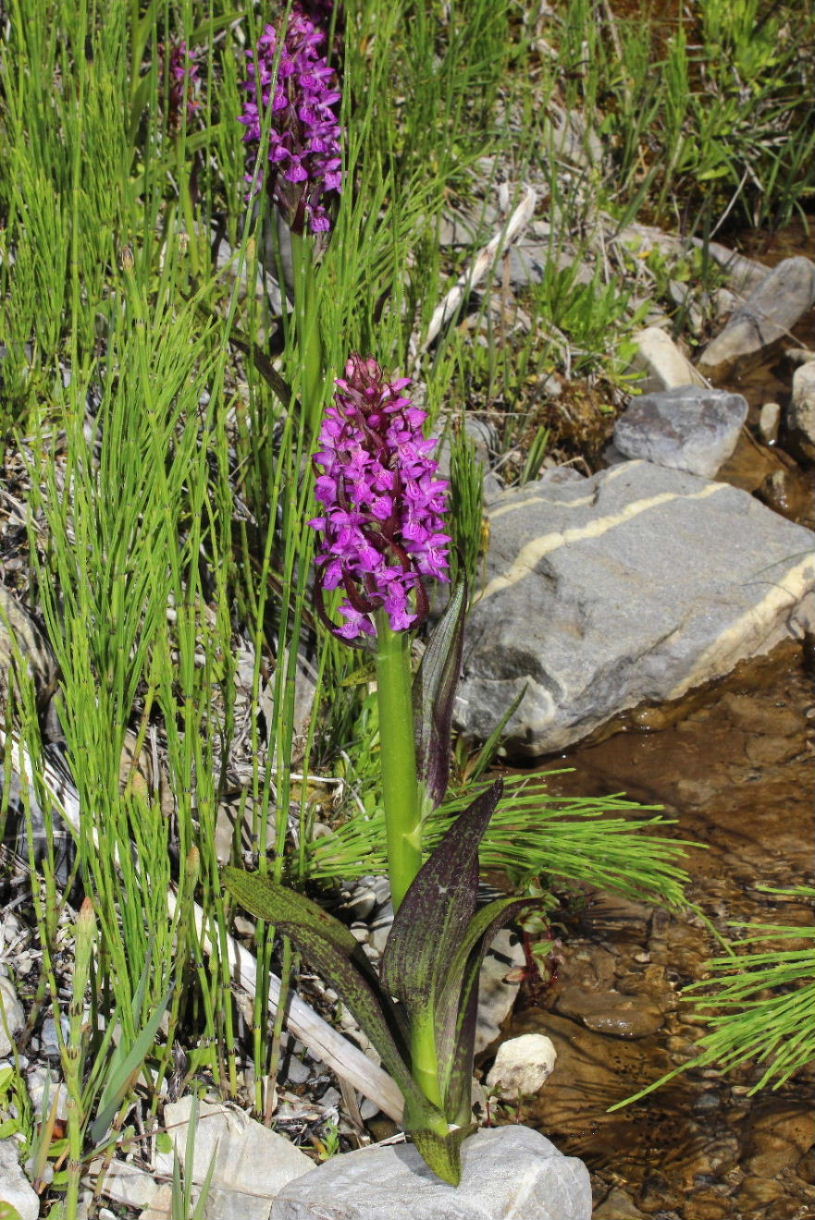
[239,6,342,235]
[310,356,451,640]
[164,40,202,131]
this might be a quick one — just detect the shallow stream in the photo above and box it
[506,641,813,1219]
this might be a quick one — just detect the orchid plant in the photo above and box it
[224,356,531,1184]
[239,4,342,425]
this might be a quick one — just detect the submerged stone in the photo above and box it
[698,255,815,380]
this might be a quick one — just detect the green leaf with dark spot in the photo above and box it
[413,582,466,807]
[380,779,503,1015]
[440,897,534,1123]
[223,867,361,958]
[223,867,437,1130]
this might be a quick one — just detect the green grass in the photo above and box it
[0,0,812,1209]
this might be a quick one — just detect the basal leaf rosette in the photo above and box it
[309,355,451,642]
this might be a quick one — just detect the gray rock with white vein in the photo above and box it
[270,1126,592,1220]
[455,461,815,758]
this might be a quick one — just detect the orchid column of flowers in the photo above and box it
[239,6,342,427]
[309,358,451,893]
[310,355,451,1099]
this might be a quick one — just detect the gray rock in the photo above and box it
[788,361,815,459]
[154,1097,313,1220]
[25,1067,67,1122]
[0,973,24,1058]
[0,1138,39,1220]
[626,327,707,394]
[270,1126,592,1220]
[698,255,815,379]
[455,461,815,757]
[690,238,769,298]
[545,102,604,169]
[613,386,748,478]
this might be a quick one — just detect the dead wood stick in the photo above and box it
[412,183,537,368]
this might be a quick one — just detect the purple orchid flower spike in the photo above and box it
[309,355,452,642]
[239,5,342,235]
[163,40,202,131]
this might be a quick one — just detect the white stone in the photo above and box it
[270,1126,592,1220]
[486,1034,557,1098]
[26,1067,68,1122]
[155,1097,314,1220]
[628,326,707,394]
[0,974,24,1058]
[758,401,781,445]
[92,1159,162,1211]
[0,1138,39,1220]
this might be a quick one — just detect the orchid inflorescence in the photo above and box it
[239,4,342,234]
[162,40,202,131]
[309,355,451,641]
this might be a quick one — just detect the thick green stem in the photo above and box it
[374,613,421,913]
[374,613,443,1112]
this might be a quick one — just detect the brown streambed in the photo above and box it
[497,640,814,1219]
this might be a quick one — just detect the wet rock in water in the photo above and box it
[485,1033,557,1097]
[0,1138,39,1220]
[787,360,815,460]
[270,1126,592,1220]
[697,255,815,381]
[744,1100,815,1179]
[758,400,781,445]
[613,386,747,478]
[757,465,814,528]
[455,461,815,757]
[554,987,664,1039]
[508,1010,668,1142]
[593,1185,647,1219]
[626,326,708,394]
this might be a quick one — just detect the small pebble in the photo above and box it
[758,401,781,445]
